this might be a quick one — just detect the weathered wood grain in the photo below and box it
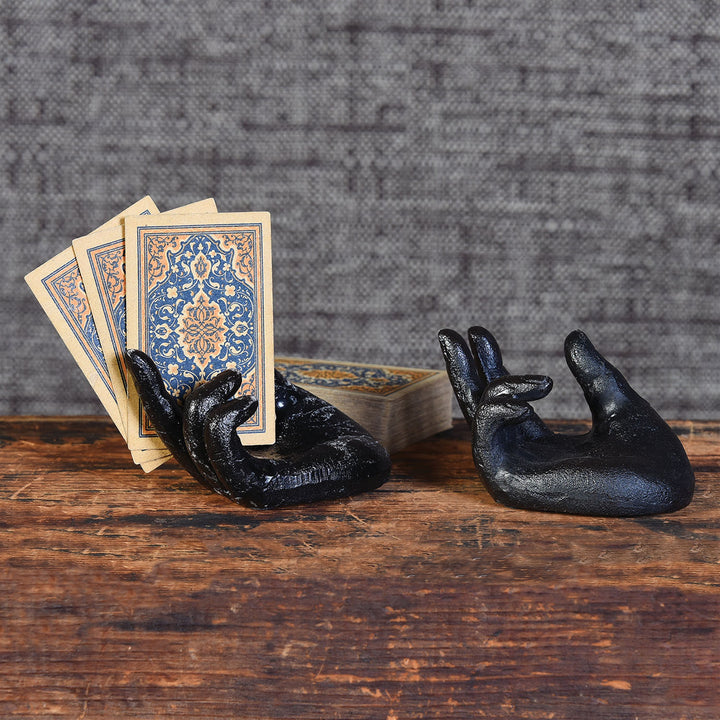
[1,417,718,719]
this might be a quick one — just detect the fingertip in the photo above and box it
[564,329,605,380]
[532,374,554,397]
[467,325,495,343]
[485,374,553,403]
[236,394,259,417]
[123,348,163,388]
[437,328,473,371]
[210,368,244,397]
[467,326,506,381]
[467,326,497,353]
[564,329,591,360]
[567,329,588,342]
[215,368,242,382]
[438,328,465,351]
[437,327,484,424]
[124,347,149,372]
[564,330,639,422]
[184,370,244,423]
[206,395,259,434]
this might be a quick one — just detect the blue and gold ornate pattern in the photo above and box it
[275,358,436,396]
[144,232,256,401]
[86,240,128,383]
[82,207,155,395]
[25,246,126,436]
[129,216,273,444]
[42,258,113,397]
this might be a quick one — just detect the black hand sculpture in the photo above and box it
[124,350,391,508]
[438,327,694,517]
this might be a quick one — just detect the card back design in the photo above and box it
[43,258,108,386]
[25,248,125,436]
[126,212,274,448]
[91,243,127,367]
[145,232,256,387]
[74,208,157,400]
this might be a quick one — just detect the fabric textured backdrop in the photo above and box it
[2,1,719,420]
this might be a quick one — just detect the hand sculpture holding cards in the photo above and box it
[124,212,275,454]
[27,198,274,474]
[27,199,392,508]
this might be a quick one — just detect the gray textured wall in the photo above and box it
[2,1,719,420]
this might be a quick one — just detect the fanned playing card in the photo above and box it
[125,212,275,451]
[74,198,217,466]
[24,197,160,442]
[71,196,168,468]
[25,246,127,436]
[73,197,159,421]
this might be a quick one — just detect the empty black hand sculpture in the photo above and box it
[438,327,694,516]
[125,350,390,508]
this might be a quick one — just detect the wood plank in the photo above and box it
[1,417,718,718]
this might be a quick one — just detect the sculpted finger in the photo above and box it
[183,370,243,491]
[438,328,486,424]
[564,330,638,423]
[467,326,509,383]
[484,375,553,404]
[473,398,533,463]
[204,396,267,497]
[124,349,202,481]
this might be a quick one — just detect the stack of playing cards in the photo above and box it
[26,197,275,472]
[274,357,454,453]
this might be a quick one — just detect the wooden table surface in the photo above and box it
[1,416,718,719]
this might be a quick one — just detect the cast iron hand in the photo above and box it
[438,327,694,516]
[125,350,391,508]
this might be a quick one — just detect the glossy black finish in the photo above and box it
[125,350,391,508]
[438,327,694,517]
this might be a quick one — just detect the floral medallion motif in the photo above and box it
[177,291,228,371]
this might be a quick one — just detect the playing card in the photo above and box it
[25,246,127,436]
[125,212,275,451]
[24,197,160,441]
[73,198,217,466]
[73,197,159,410]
